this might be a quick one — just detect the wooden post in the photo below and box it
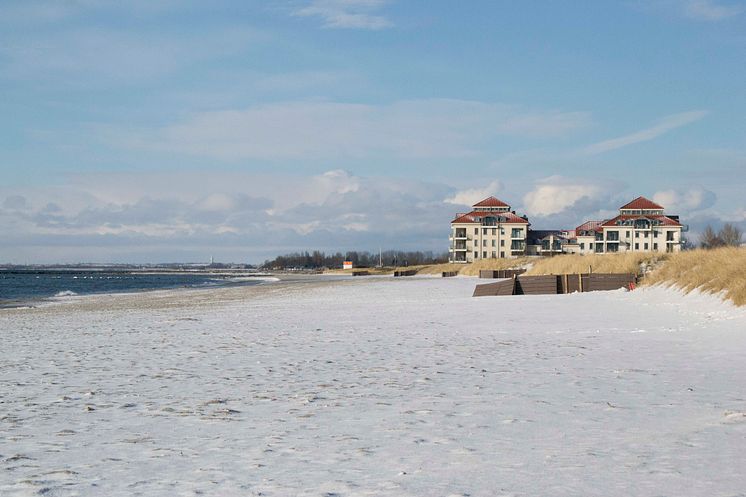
[563,274,568,294]
[578,273,583,292]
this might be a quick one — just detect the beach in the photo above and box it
[2,276,746,496]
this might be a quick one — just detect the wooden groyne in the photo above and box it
[478,269,526,279]
[473,273,636,297]
[393,270,417,277]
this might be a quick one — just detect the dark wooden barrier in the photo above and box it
[515,275,560,295]
[442,271,458,278]
[473,272,637,297]
[479,269,526,279]
[473,278,516,297]
[584,273,636,292]
[393,270,417,277]
[352,271,370,276]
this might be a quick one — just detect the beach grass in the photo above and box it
[525,252,667,276]
[641,246,746,306]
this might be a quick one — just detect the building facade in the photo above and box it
[564,197,685,254]
[449,197,529,262]
[450,195,685,262]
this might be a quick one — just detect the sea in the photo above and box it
[0,269,267,306]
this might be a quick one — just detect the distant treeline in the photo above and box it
[262,250,449,269]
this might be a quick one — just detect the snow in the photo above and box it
[1,277,746,496]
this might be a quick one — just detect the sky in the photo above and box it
[1,0,745,264]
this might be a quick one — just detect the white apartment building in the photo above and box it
[449,197,529,262]
[565,197,685,254]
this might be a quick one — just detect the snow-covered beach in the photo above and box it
[2,276,746,496]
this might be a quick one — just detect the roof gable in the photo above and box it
[473,196,510,208]
[620,196,664,211]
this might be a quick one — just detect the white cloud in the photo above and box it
[582,110,707,155]
[444,181,503,207]
[652,187,717,213]
[684,0,742,20]
[522,176,606,217]
[125,99,590,161]
[0,169,458,263]
[294,0,394,29]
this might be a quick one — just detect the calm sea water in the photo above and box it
[0,270,264,304]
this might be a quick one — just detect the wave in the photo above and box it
[54,290,79,297]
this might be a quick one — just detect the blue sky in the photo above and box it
[1,0,744,263]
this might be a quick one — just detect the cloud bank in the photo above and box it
[123,99,590,161]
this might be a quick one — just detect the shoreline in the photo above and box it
[0,272,373,315]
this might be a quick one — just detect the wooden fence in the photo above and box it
[478,269,526,279]
[393,269,417,277]
[352,271,370,276]
[473,273,636,297]
[473,278,516,297]
[442,271,459,278]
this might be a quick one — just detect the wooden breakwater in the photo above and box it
[393,269,417,277]
[442,271,459,278]
[478,269,526,279]
[473,273,636,297]
[352,270,370,276]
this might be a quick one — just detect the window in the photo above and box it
[511,228,522,238]
[474,251,478,258]
[474,228,478,235]
[510,240,524,250]
[483,240,487,247]
[644,243,649,250]
[626,231,630,238]
[644,232,649,238]
[491,240,496,247]
[608,243,619,253]
[635,232,639,238]
[654,231,659,238]
[500,251,505,258]
[666,231,675,241]
[635,243,639,250]
[500,240,505,247]
[483,251,487,258]
[501,228,505,235]
[483,228,487,235]
[595,243,604,253]
[606,231,619,241]
[492,228,497,235]
[653,243,658,250]
[580,242,585,250]
[491,251,497,258]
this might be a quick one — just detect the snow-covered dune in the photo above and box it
[1,278,745,496]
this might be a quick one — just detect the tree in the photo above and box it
[699,226,722,249]
[719,223,743,247]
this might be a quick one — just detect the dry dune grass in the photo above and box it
[409,258,530,276]
[325,258,530,277]
[525,252,667,276]
[642,247,746,306]
[455,257,531,276]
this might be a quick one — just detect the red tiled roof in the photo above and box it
[575,220,603,233]
[620,196,664,210]
[452,210,529,224]
[600,215,681,227]
[473,196,510,208]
